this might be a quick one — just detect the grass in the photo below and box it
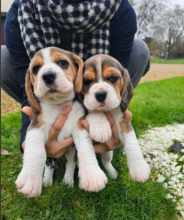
[150,58,184,64]
[1,77,184,220]
[130,77,184,136]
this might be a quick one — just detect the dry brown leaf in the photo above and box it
[74,201,83,209]
[148,153,156,159]
[1,147,11,155]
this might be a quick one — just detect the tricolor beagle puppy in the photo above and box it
[81,54,151,183]
[15,47,110,197]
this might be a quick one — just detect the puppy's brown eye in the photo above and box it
[108,76,118,83]
[83,79,93,86]
[57,60,69,68]
[32,65,40,74]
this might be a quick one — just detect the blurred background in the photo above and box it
[130,0,184,60]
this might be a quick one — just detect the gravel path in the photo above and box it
[1,63,184,115]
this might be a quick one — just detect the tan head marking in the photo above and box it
[25,69,41,113]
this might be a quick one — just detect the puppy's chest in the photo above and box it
[110,107,123,131]
[41,101,85,142]
[110,107,122,123]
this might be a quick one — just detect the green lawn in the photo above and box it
[150,58,184,64]
[1,77,184,220]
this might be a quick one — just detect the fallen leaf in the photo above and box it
[74,201,83,209]
[1,147,11,155]
[148,153,156,159]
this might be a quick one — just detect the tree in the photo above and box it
[153,5,184,59]
[133,0,167,38]
[144,37,160,56]
[174,37,184,59]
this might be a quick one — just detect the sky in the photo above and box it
[172,0,184,8]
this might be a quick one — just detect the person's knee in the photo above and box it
[132,39,150,61]
[1,46,14,86]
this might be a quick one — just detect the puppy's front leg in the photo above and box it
[16,128,47,197]
[119,117,150,182]
[72,129,107,192]
[86,111,112,143]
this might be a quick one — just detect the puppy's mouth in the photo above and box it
[46,85,67,95]
[49,88,58,93]
[96,102,109,111]
[46,86,60,94]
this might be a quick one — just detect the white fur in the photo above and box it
[84,55,151,183]
[121,131,150,182]
[86,107,150,183]
[15,128,47,197]
[86,111,112,143]
[43,165,54,187]
[63,147,76,187]
[101,152,118,180]
[83,81,120,111]
[112,107,150,181]
[72,129,107,192]
[42,48,52,64]
[16,48,108,197]
[35,63,74,100]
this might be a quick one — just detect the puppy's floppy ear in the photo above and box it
[120,68,134,112]
[25,69,40,113]
[71,53,83,93]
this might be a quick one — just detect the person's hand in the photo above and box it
[22,106,74,158]
[81,109,132,153]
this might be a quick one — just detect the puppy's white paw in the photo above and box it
[42,166,54,187]
[42,176,53,187]
[79,166,107,192]
[63,163,75,187]
[102,163,118,180]
[90,124,112,143]
[63,175,74,188]
[108,167,118,180]
[15,170,42,197]
[129,160,151,182]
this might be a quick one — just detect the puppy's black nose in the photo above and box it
[43,71,56,84]
[95,91,107,103]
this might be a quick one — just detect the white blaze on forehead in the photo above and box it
[96,56,103,82]
[42,48,52,64]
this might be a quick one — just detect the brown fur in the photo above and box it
[71,53,83,93]
[84,67,97,80]
[50,48,83,93]
[31,110,44,128]
[26,48,84,113]
[82,54,134,112]
[30,54,44,72]
[25,70,41,113]
[102,66,123,101]
[50,51,74,81]
[82,68,97,95]
[119,117,133,133]
[77,116,85,130]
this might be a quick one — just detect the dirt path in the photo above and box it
[140,63,184,83]
[1,63,184,115]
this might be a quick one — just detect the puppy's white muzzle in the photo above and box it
[84,82,120,111]
[35,63,74,99]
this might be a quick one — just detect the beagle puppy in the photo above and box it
[81,54,151,182]
[15,47,109,197]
